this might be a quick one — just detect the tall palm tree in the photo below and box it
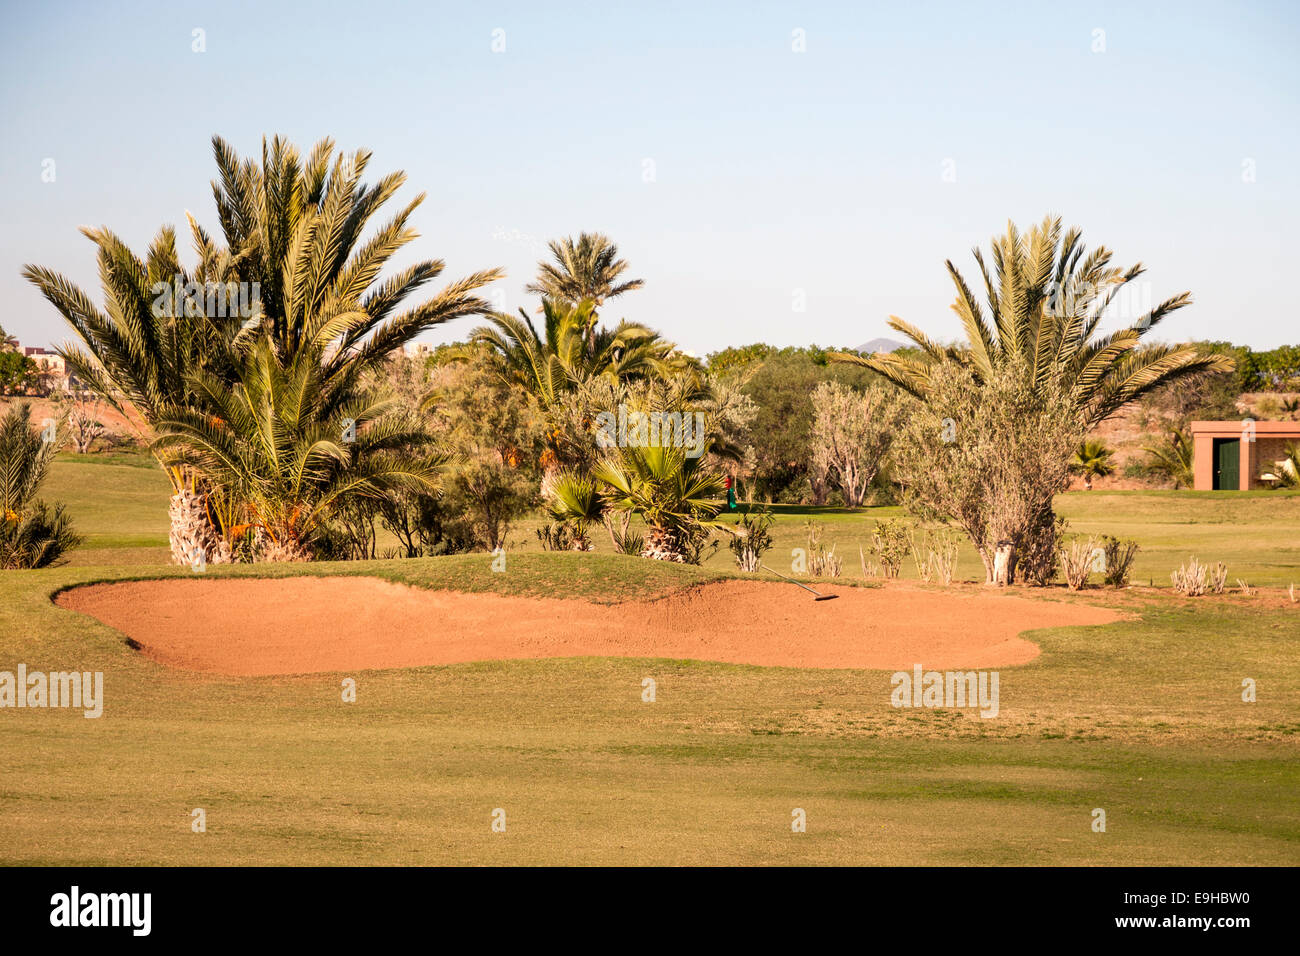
[23,223,251,563]
[1069,438,1115,490]
[525,233,644,315]
[25,134,502,563]
[207,135,502,367]
[832,216,1234,427]
[833,216,1232,584]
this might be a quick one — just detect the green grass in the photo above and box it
[2,456,1296,864]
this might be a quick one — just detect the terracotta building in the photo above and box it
[1189,420,1300,489]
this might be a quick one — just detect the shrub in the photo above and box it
[885,358,1083,585]
[1171,557,1227,596]
[906,526,962,585]
[867,518,909,579]
[1017,509,1068,586]
[1100,535,1140,587]
[443,460,535,552]
[376,487,476,558]
[805,522,842,577]
[0,404,82,569]
[729,505,775,572]
[608,523,644,556]
[1060,535,1100,591]
[536,521,579,552]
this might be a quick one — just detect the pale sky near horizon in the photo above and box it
[2,0,1297,355]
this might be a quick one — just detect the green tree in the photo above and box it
[833,216,1232,576]
[25,134,501,563]
[0,351,38,396]
[421,344,543,551]
[739,346,878,502]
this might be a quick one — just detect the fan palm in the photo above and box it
[832,216,1234,427]
[594,442,725,562]
[0,404,82,569]
[545,469,606,550]
[1069,438,1115,490]
[525,233,643,315]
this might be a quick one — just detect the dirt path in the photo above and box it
[55,577,1124,676]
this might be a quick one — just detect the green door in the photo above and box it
[1214,438,1240,490]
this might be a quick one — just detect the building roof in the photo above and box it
[1190,420,1300,436]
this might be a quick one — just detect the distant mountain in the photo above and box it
[854,337,906,354]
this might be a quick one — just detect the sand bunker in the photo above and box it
[54,577,1123,676]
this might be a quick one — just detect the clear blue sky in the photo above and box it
[2,0,1297,354]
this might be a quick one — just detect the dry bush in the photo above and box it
[1171,557,1227,596]
[1060,536,1101,591]
[906,526,961,585]
[805,523,842,577]
[859,545,878,579]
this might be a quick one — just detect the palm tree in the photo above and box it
[471,298,677,404]
[1069,438,1115,490]
[831,216,1231,583]
[25,134,502,562]
[207,135,502,367]
[832,216,1234,428]
[545,469,605,550]
[1143,427,1194,489]
[594,442,725,562]
[525,233,644,316]
[23,223,249,563]
[0,404,81,569]
[154,336,446,561]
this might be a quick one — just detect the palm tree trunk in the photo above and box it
[168,488,231,567]
[641,525,685,562]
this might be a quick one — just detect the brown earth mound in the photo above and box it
[55,577,1123,676]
